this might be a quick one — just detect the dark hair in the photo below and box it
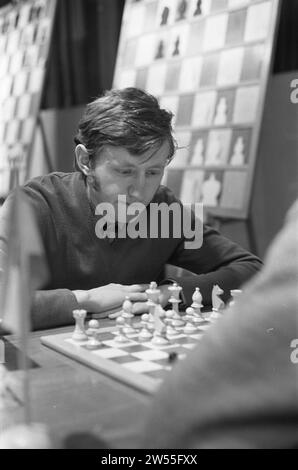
[74,88,176,171]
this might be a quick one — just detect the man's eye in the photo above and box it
[116,169,133,176]
[146,170,161,177]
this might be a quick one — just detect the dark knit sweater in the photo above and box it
[0,172,262,329]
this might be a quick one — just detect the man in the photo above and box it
[0,88,261,330]
[140,200,298,449]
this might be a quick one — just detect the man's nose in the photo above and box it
[128,174,145,200]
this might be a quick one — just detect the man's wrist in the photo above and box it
[72,289,90,310]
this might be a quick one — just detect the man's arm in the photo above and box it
[0,195,148,330]
[0,195,80,330]
[168,222,262,306]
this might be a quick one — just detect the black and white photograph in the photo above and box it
[0,0,297,457]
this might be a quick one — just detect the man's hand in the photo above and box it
[72,283,149,314]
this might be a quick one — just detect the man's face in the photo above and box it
[89,140,170,220]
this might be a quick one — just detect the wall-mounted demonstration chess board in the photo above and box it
[0,0,57,198]
[113,0,280,218]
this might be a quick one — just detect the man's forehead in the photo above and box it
[102,143,169,167]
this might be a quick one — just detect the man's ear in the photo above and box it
[75,144,92,176]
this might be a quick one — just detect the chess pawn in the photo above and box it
[183,321,197,334]
[72,309,88,342]
[184,306,195,322]
[140,313,150,326]
[86,330,102,350]
[164,310,174,326]
[86,318,99,336]
[164,311,178,336]
[151,326,169,346]
[115,316,129,343]
[138,317,153,341]
[166,324,179,338]
[186,306,203,325]
[171,316,185,328]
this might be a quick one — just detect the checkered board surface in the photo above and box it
[113,0,280,218]
[41,318,213,394]
[0,0,56,196]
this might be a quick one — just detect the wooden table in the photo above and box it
[0,320,152,449]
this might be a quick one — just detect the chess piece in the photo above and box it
[173,36,180,56]
[186,306,204,325]
[72,309,88,342]
[206,135,221,165]
[168,282,182,314]
[115,316,130,343]
[155,40,165,59]
[146,281,160,303]
[160,6,170,25]
[191,287,203,314]
[164,310,178,336]
[202,173,221,207]
[86,330,102,350]
[171,310,185,328]
[121,296,135,335]
[212,285,225,312]
[183,321,197,334]
[153,304,166,333]
[214,97,227,125]
[230,137,245,166]
[146,281,161,321]
[191,138,204,166]
[138,315,153,341]
[176,0,188,20]
[151,326,169,346]
[86,318,99,336]
[210,285,225,321]
[194,0,202,15]
[229,289,243,308]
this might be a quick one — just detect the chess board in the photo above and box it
[0,0,57,197]
[41,317,213,394]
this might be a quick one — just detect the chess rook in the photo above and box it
[72,309,87,342]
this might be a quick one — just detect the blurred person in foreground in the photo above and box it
[140,200,298,449]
